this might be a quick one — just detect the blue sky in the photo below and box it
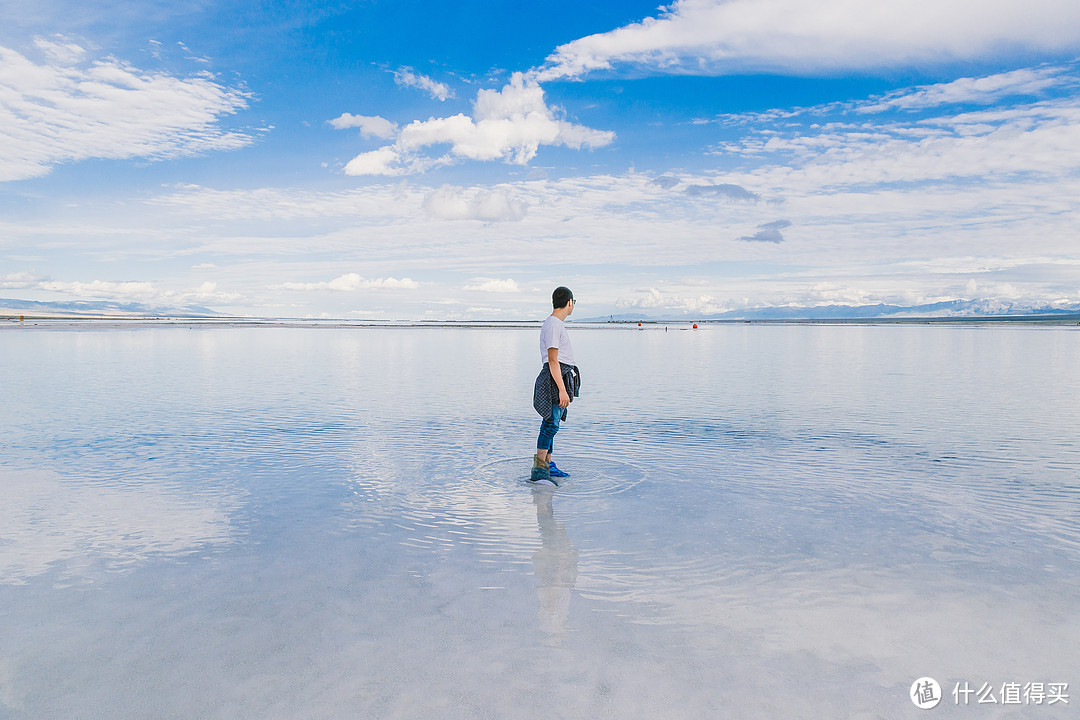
[2,0,1080,319]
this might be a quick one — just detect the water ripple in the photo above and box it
[471,456,649,497]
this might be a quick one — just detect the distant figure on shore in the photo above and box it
[531,286,580,485]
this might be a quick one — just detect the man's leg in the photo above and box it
[533,409,560,482]
[543,403,570,478]
[548,403,565,464]
[540,402,561,462]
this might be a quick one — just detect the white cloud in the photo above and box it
[534,0,1080,80]
[343,146,438,176]
[11,59,1079,318]
[344,73,614,175]
[150,183,418,220]
[683,183,759,201]
[38,279,158,298]
[804,282,876,305]
[855,67,1068,113]
[706,65,1071,128]
[185,281,243,303]
[616,288,731,315]
[274,273,420,291]
[0,39,253,182]
[422,185,528,222]
[0,468,235,584]
[32,35,87,64]
[393,67,453,101]
[15,277,242,306]
[739,219,791,243]
[710,71,1080,191]
[0,271,40,289]
[328,113,398,139]
[463,278,520,292]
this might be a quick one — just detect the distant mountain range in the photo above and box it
[587,299,1080,322]
[0,298,224,318]
[5,297,1080,322]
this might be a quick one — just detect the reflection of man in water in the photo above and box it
[531,488,578,644]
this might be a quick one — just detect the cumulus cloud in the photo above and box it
[274,273,419,291]
[184,281,243,303]
[463,278,520,292]
[422,185,528,222]
[343,147,414,176]
[616,287,730,315]
[0,39,253,182]
[0,271,40,289]
[740,219,791,243]
[803,282,876,305]
[393,67,454,101]
[344,73,614,176]
[328,113,398,139]
[533,0,1080,80]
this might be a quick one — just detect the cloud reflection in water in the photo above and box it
[0,468,237,585]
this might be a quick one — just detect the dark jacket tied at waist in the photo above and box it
[533,362,581,421]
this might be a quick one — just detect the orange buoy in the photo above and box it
[637,322,642,327]
[692,323,698,329]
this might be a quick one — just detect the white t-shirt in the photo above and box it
[539,315,575,366]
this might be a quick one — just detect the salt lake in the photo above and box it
[1,322,1077,718]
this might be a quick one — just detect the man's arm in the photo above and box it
[547,346,570,408]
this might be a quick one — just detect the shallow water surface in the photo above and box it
[1,323,1077,718]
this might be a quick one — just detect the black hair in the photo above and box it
[552,286,574,309]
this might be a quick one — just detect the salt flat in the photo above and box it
[1,324,1077,718]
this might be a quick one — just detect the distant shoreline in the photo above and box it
[4,314,1080,328]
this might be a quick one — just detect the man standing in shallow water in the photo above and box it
[531,286,580,486]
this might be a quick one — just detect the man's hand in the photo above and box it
[558,388,570,408]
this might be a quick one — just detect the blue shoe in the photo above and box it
[548,461,570,478]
